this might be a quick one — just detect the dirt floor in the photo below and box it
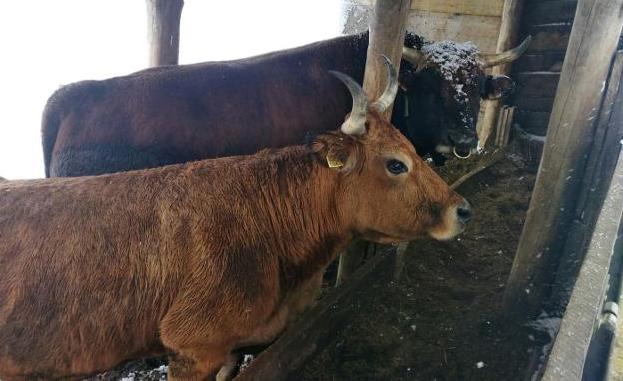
[85,151,538,381]
[294,152,538,381]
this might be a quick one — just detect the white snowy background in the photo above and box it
[0,0,343,179]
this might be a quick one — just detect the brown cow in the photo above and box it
[0,63,470,381]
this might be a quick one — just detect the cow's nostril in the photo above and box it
[457,201,472,224]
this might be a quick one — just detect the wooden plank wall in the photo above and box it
[511,0,578,137]
[343,0,504,53]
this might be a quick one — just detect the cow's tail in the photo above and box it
[41,87,66,178]
[41,82,89,178]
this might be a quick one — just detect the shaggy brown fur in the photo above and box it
[0,111,465,380]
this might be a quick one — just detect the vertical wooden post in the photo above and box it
[335,0,410,285]
[146,0,184,67]
[478,0,525,147]
[503,0,623,318]
[362,0,411,114]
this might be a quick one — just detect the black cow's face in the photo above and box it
[395,39,516,161]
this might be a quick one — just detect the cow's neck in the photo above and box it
[245,147,354,288]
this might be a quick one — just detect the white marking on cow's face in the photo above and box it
[435,144,453,154]
[428,204,466,241]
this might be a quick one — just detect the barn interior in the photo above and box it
[3,0,623,380]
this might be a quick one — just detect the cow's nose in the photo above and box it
[457,200,473,224]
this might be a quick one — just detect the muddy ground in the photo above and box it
[86,151,538,381]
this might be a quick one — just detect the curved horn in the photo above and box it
[371,55,399,113]
[329,70,368,135]
[401,46,426,71]
[482,35,532,68]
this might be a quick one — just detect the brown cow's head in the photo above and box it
[395,35,531,162]
[315,58,471,243]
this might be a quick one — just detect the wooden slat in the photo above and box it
[514,72,561,98]
[524,0,578,25]
[515,110,551,136]
[513,51,567,72]
[513,96,556,113]
[503,0,623,319]
[542,147,623,380]
[362,0,505,17]
[527,24,572,52]
[407,11,501,53]
[410,0,504,17]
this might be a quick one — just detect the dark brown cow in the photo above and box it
[0,64,470,381]
[42,32,529,177]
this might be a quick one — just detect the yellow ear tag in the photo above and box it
[326,155,344,169]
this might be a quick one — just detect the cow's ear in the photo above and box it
[482,75,515,100]
[311,133,362,173]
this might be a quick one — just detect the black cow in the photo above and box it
[42,32,529,177]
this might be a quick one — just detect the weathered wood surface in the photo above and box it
[526,23,572,52]
[503,0,623,318]
[410,0,504,17]
[515,110,551,136]
[512,125,546,165]
[514,72,561,98]
[513,96,556,113]
[361,0,504,17]
[524,0,578,25]
[146,0,183,67]
[549,51,623,314]
[362,0,410,112]
[513,51,567,72]
[407,11,501,53]
[542,147,623,381]
[478,0,526,147]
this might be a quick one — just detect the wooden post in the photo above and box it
[362,0,410,113]
[541,147,623,381]
[503,0,623,318]
[335,0,410,285]
[548,51,623,315]
[146,0,184,67]
[478,0,525,147]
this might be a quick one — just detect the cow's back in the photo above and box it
[43,35,368,177]
[0,172,184,377]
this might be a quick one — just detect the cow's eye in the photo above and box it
[386,159,408,175]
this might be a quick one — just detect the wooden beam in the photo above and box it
[541,147,623,381]
[503,0,623,318]
[362,0,410,117]
[549,51,623,314]
[146,0,184,67]
[478,0,526,147]
[410,0,504,17]
[336,0,409,285]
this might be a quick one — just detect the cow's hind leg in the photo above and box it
[168,347,235,381]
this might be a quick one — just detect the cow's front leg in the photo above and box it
[167,347,235,381]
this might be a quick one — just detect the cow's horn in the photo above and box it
[401,46,426,70]
[371,55,399,113]
[329,70,368,135]
[481,36,532,68]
